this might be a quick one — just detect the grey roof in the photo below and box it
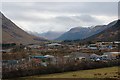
[71,52,90,58]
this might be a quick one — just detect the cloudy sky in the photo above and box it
[1,2,118,33]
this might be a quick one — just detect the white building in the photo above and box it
[88,44,98,50]
[47,43,61,46]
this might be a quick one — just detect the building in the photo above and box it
[97,42,114,50]
[90,53,109,61]
[30,56,47,65]
[28,45,41,49]
[90,54,99,61]
[70,52,90,61]
[30,55,57,65]
[47,43,61,46]
[103,52,120,60]
[0,49,11,53]
[88,44,98,50]
[44,55,56,64]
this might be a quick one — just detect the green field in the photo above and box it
[17,66,120,79]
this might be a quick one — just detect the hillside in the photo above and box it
[1,13,47,44]
[82,20,120,42]
[56,27,90,40]
[19,66,119,79]
[56,20,118,41]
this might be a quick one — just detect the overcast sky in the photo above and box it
[1,2,118,33]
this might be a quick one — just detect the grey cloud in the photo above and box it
[53,15,103,26]
[2,2,118,16]
[1,2,118,32]
[74,15,103,23]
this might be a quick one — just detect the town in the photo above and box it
[2,41,120,78]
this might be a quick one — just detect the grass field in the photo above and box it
[17,66,120,79]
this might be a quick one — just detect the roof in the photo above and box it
[47,43,61,46]
[71,52,90,58]
[114,41,120,43]
[31,56,47,59]
[28,45,41,48]
[44,55,54,58]
[90,54,99,57]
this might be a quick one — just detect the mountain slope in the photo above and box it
[56,27,90,40]
[56,20,118,41]
[82,20,120,42]
[1,13,47,44]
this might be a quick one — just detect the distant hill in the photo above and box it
[56,20,118,41]
[39,31,64,40]
[1,13,47,44]
[28,31,64,40]
[56,27,90,40]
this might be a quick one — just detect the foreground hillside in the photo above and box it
[19,66,119,79]
[1,13,47,44]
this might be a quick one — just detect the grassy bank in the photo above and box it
[17,66,119,79]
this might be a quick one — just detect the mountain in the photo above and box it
[39,31,64,40]
[1,13,47,44]
[56,27,90,40]
[56,20,117,41]
[82,20,120,42]
[29,31,64,40]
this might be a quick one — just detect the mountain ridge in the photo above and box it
[2,13,47,44]
[56,20,118,41]
[81,19,120,42]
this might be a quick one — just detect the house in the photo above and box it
[113,41,120,49]
[3,60,19,65]
[100,55,109,60]
[88,44,98,50]
[30,56,47,64]
[64,55,72,63]
[90,54,109,61]
[96,42,114,50]
[31,56,47,59]
[70,52,90,61]
[98,45,107,50]
[47,43,61,46]
[114,41,120,44]
[90,54,99,61]
[103,52,120,60]
[30,55,57,65]
[0,49,11,53]
[44,55,56,64]
[28,45,41,49]
[75,57,86,61]
[90,52,120,61]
